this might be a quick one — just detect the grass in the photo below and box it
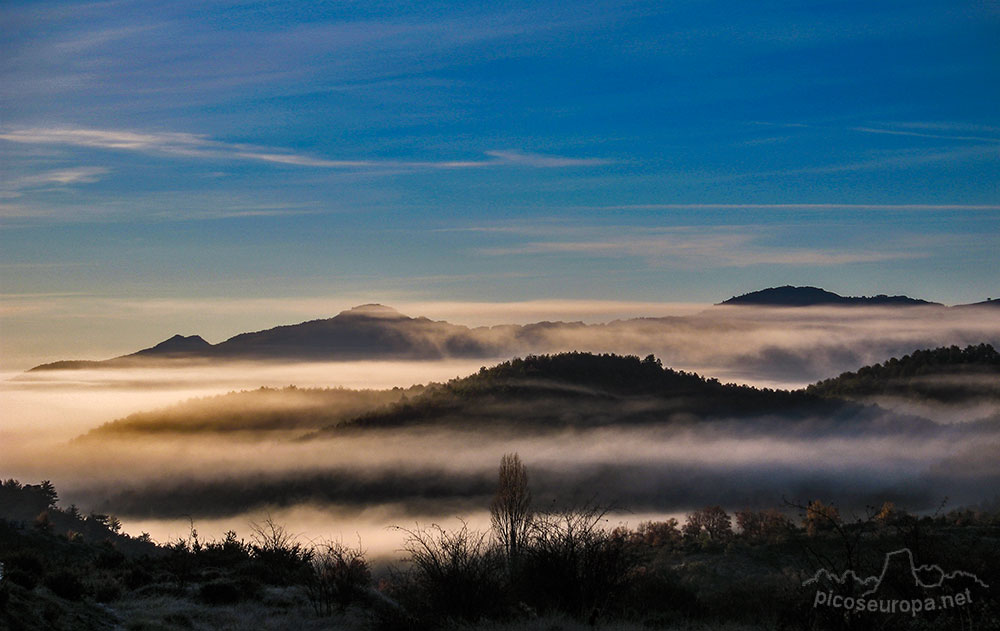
[448,614,768,631]
[109,590,368,631]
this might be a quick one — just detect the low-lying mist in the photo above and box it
[0,359,490,441]
[2,305,998,559]
[6,416,999,557]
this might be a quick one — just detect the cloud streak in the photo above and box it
[1,166,110,197]
[593,203,1000,213]
[479,228,917,267]
[850,126,1000,144]
[0,127,605,171]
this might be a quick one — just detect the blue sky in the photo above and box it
[1,0,999,364]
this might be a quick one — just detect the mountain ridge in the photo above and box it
[719,285,942,307]
[26,287,998,371]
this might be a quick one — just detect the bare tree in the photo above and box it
[490,453,532,563]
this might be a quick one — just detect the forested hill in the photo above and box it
[453,352,722,397]
[806,344,1000,402]
[69,352,949,441]
[314,352,872,434]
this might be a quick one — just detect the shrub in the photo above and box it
[199,579,243,605]
[44,569,85,601]
[514,506,638,620]
[95,545,126,569]
[3,551,45,589]
[93,578,122,602]
[307,540,371,614]
[201,530,249,567]
[248,517,313,584]
[625,567,701,623]
[123,564,153,589]
[396,521,507,622]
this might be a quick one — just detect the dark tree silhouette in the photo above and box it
[683,506,733,542]
[490,453,532,564]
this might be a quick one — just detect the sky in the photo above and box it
[1,0,999,368]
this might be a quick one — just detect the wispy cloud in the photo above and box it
[1,294,698,323]
[1,166,110,197]
[850,126,1000,144]
[0,195,326,224]
[478,226,919,268]
[0,127,606,171]
[746,120,1000,173]
[885,121,1000,134]
[755,120,1000,145]
[483,150,609,167]
[721,145,1000,180]
[593,203,1000,212]
[780,146,1000,175]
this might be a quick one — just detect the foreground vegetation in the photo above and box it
[2,462,998,631]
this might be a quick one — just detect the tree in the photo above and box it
[631,519,682,548]
[804,500,840,537]
[490,453,532,564]
[735,508,792,541]
[39,480,58,507]
[682,506,732,542]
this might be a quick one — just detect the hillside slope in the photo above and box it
[310,352,889,435]
[807,344,1000,403]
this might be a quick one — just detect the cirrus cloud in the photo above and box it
[0,126,606,171]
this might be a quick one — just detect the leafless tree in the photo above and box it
[490,453,532,563]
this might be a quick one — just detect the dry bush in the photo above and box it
[306,539,371,615]
[248,517,313,584]
[515,504,638,620]
[395,521,507,622]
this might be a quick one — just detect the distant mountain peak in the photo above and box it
[719,286,940,307]
[337,304,407,319]
[134,334,211,356]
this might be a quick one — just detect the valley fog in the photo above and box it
[3,306,999,559]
